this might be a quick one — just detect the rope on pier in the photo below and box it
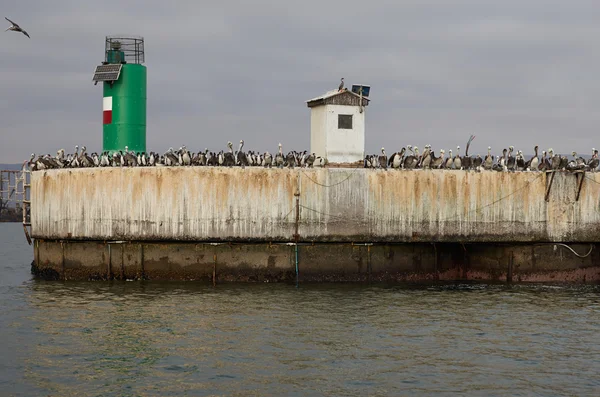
[554,243,594,258]
[584,175,600,186]
[439,172,545,222]
[281,207,295,221]
[298,204,347,220]
[294,172,547,223]
[299,166,363,188]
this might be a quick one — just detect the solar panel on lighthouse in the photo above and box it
[92,64,123,82]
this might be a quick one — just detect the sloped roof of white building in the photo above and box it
[306,88,370,108]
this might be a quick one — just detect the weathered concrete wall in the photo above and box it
[32,240,600,283]
[31,168,600,242]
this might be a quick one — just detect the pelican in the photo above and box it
[483,147,493,170]
[5,17,30,38]
[526,145,539,171]
[588,149,599,171]
[538,151,548,171]
[420,145,432,169]
[237,140,249,168]
[378,148,388,170]
[388,148,405,169]
[453,146,462,170]
[506,146,516,171]
[404,146,419,169]
[431,149,445,169]
[516,150,525,171]
[444,150,453,169]
[181,146,191,166]
[264,151,273,168]
[548,148,561,170]
[286,151,296,168]
[275,143,284,168]
[223,141,235,167]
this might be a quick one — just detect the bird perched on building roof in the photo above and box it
[5,17,30,38]
[338,78,344,91]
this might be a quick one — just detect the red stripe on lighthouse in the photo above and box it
[103,97,113,125]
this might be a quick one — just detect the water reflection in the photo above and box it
[1,223,599,396]
[16,281,600,396]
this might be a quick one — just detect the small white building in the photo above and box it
[306,87,370,164]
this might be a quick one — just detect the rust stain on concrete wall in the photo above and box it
[31,168,600,242]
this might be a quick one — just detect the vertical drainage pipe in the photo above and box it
[61,241,65,281]
[213,253,217,287]
[367,244,372,282]
[294,173,301,288]
[295,243,299,288]
[107,243,112,280]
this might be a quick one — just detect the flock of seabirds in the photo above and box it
[26,136,600,173]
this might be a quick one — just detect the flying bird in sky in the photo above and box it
[5,17,30,38]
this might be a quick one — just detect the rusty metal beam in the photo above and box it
[575,171,585,202]
[545,170,556,202]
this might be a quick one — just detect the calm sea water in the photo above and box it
[1,223,599,396]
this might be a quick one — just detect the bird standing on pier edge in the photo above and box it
[4,17,30,38]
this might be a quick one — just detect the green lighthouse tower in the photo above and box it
[92,35,146,154]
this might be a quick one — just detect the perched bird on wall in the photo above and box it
[588,149,599,171]
[444,149,453,169]
[483,147,493,170]
[378,148,388,170]
[275,143,284,168]
[5,17,30,38]
[338,78,344,91]
[431,149,445,169]
[22,139,599,173]
[236,140,249,168]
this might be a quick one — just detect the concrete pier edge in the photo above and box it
[29,167,600,282]
[31,239,600,283]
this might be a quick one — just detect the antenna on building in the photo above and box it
[352,85,370,114]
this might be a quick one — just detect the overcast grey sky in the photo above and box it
[1,1,599,162]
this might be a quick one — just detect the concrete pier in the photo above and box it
[32,240,599,283]
[29,167,600,282]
